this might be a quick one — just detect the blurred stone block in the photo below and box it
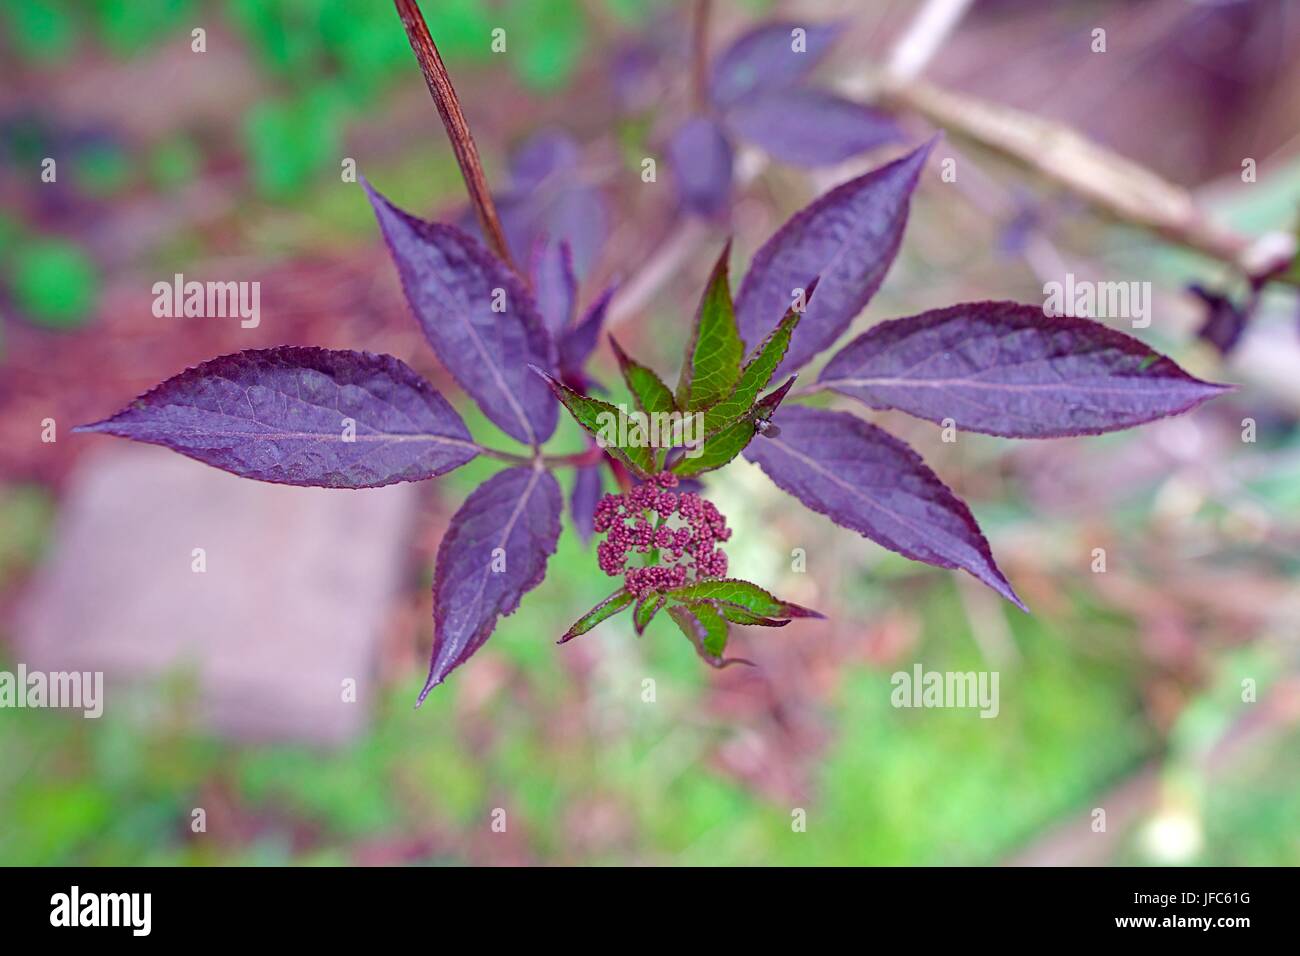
[12,444,419,744]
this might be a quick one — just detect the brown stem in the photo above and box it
[691,0,712,111]
[392,0,517,273]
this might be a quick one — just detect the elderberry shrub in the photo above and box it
[76,139,1228,703]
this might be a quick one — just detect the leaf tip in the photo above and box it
[788,603,826,620]
[414,675,442,708]
[607,334,630,366]
[528,363,560,387]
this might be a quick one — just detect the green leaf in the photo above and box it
[533,367,656,477]
[671,415,753,477]
[633,592,665,634]
[559,589,635,644]
[701,293,807,437]
[670,375,797,476]
[676,244,743,411]
[665,577,822,620]
[710,601,791,628]
[611,338,679,470]
[668,602,737,666]
[611,337,676,416]
[4,0,78,62]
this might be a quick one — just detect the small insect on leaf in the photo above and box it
[671,374,798,477]
[700,280,815,438]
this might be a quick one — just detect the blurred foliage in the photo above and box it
[2,562,1295,864]
[7,239,100,330]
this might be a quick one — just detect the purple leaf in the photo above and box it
[531,238,577,338]
[667,116,734,219]
[76,348,479,488]
[365,180,558,447]
[1189,284,1249,356]
[526,182,609,279]
[570,459,604,545]
[725,89,903,167]
[610,39,662,112]
[558,285,616,380]
[494,130,609,278]
[735,140,933,377]
[421,466,562,701]
[710,20,843,108]
[742,405,1025,610]
[818,302,1230,438]
[509,129,581,191]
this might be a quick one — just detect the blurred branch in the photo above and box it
[392,0,518,275]
[691,0,712,111]
[882,0,976,85]
[880,78,1296,279]
[607,219,711,329]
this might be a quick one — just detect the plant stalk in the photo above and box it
[691,0,712,110]
[391,0,518,274]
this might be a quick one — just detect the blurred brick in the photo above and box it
[12,444,419,744]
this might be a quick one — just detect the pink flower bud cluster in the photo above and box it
[593,472,731,597]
